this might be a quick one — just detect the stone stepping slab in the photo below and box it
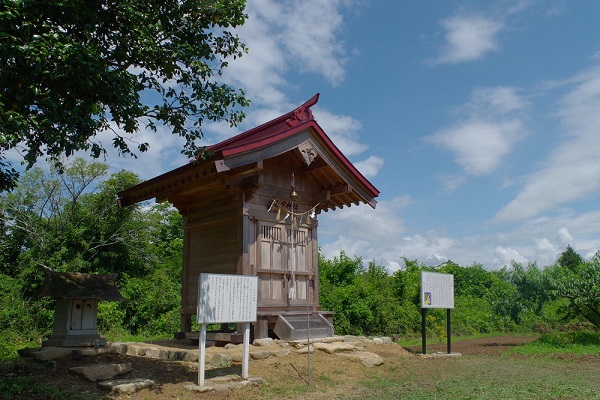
[70,362,132,382]
[97,378,155,394]
[337,351,385,367]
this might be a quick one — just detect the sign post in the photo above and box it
[420,271,454,355]
[197,273,258,386]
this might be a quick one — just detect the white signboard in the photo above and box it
[421,271,454,309]
[197,273,258,324]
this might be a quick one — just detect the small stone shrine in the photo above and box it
[38,267,125,347]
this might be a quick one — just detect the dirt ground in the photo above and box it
[6,335,540,399]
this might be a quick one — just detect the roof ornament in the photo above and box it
[297,141,318,166]
[286,106,314,127]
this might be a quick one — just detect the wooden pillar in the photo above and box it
[181,314,192,333]
[254,318,269,339]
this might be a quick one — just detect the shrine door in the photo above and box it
[256,221,316,308]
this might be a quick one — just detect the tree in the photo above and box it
[0,158,148,283]
[0,0,249,190]
[549,248,600,328]
[0,159,189,348]
[557,245,584,272]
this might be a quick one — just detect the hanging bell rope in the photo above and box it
[269,198,320,223]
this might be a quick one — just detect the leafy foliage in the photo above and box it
[0,162,598,358]
[318,249,598,339]
[0,159,185,356]
[557,245,584,271]
[548,250,600,329]
[0,0,249,190]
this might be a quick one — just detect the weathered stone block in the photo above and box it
[249,350,271,360]
[338,351,384,367]
[33,347,73,361]
[98,378,155,394]
[70,362,132,382]
[253,338,274,347]
[313,342,355,354]
[209,353,233,368]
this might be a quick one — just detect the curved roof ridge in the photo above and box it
[209,93,320,153]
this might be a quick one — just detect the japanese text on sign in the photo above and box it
[421,271,454,309]
[197,274,258,323]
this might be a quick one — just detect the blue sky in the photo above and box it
[15,0,600,270]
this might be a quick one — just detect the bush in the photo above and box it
[0,274,53,359]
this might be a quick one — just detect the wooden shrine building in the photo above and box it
[117,94,379,340]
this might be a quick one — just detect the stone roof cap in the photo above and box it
[37,267,126,301]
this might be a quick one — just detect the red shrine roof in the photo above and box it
[117,94,379,210]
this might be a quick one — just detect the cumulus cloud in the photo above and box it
[319,195,411,262]
[425,86,528,177]
[427,120,525,176]
[558,227,574,244]
[494,65,600,223]
[493,246,528,266]
[314,108,367,157]
[465,86,528,117]
[319,196,466,272]
[222,0,351,110]
[439,174,468,193]
[435,14,503,64]
[273,0,348,85]
[319,195,600,271]
[354,156,384,179]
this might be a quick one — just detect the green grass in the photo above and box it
[355,357,600,399]
[511,330,600,356]
[397,331,518,347]
[101,329,173,343]
[4,331,600,399]
[355,331,600,400]
[257,331,600,400]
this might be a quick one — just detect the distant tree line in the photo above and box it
[0,159,598,359]
[0,158,184,358]
[319,246,600,339]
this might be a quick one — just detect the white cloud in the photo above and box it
[425,86,528,176]
[439,174,467,193]
[314,108,367,157]
[273,0,348,86]
[465,86,528,117]
[5,120,189,182]
[558,227,574,244]
[493,246,528,266]
[546,6,566,17]
[223,0,353,111]
[427,119,525,176]
[221,4,289,109]
[318,196,471,272]
[494,65,600,222]
[318,197,600,271]
[353,156,383,178]
[535,237,558,255]
[435,15,503,64]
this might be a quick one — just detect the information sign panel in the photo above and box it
[421,271,454,309]
[197,273,258,324]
